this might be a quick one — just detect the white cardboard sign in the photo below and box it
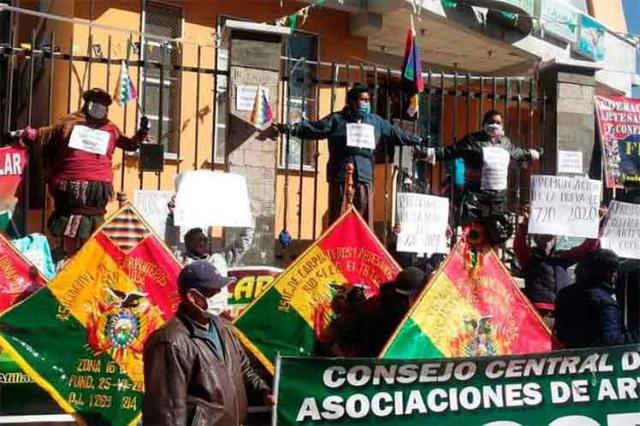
[133,190,174,239]
[236,85,268,112]
[346,123,376,150]
[528,175,601,239]
[557,150,583,174]
[396,193,449,254]
[68,125,110,155]
[174,171,253,229]
[601,200,640,259]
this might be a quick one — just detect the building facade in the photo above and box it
[0,0,636,265]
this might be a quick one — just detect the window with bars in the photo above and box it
[281,31,319,169]
[142,1,182,154]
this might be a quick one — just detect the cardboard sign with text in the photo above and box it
[528,175,601,239]
[396,193,449,254]
[601,200,640,260]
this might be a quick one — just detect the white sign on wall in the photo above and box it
[236,85,269,112]
[557,150,583,174]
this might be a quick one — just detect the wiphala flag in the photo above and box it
[0,204,181,425]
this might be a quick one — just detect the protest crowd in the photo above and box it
[0,5,639,426]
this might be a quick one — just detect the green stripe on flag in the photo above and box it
[234,288,315,373]
[382,317,444,359]
[0,288,141,425]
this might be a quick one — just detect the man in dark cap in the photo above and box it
[271,84,423,226]
[361,267,428,356]
[16,88,148,257]
[555,248,640,348]
[143,261,272,426]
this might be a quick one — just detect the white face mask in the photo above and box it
[205,287,229,316]
[484,123,503,138]
[87,101,108,120]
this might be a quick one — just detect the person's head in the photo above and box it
[394,267,426,306]
[82,88,112,121]
[184,228,209,258]
[532,234,556,255]
[579,249,621,287]
[346,84,371,117]
[178,261,235,323]
[482,109,504,140]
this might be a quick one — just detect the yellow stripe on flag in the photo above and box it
[409,272,481,357]
[274,245,347,328]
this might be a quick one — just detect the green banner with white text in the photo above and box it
[276,345,640,425]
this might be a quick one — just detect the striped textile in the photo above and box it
[101,206,149,252]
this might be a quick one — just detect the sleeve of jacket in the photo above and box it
[559,238,599,267]
[290,114,334,140]
[229,330,270,397]
[513,222,531,270]
[434,135,472,162]
[380,118,422,146]
[143,336,190,426]
[592,296,639,346]
[116,127,146,151]
[504,138,532,162]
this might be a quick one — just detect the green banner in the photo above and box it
[276,345,640,425]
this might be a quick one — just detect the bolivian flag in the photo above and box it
[0,205,181,425]
[382,241,554,359]
[235,208,400,373]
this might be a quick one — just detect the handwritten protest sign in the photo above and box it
[133,190,173,240]
[557,150,583,174]
[528,175,601,239]
[601,200,640,260]
[396,193,449,254]
[174,171,253,229]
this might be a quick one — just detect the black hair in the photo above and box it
[623,188,640,204]
[482,109,503,125]
[347,84,369,102]
[184,228,205,244]
[579,248,620,284]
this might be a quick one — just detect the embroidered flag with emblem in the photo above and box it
[381,239,555,359]
[0,204,181,425]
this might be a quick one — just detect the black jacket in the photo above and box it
[555,282,640,348]
[289,108,421,183]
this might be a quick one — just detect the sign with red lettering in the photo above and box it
[595,96,640,188]
[0,146,28,212]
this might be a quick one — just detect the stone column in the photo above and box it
[223,22,289,265]
[539,65,598,177]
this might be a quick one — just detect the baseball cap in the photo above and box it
[178,261,236,294]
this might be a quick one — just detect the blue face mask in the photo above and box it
[358,102,371,116]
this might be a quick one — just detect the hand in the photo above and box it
[263,393,276,406]
[14,127,38,142]
[425,147,436,165]
[521,203,530,221]
[599,205,609,220]
[529,149,540,161]
[392,223,401,235]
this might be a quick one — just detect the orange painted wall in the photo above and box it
[588,0,628,33]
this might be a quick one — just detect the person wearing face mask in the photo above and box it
[181,227,254,317]
[15,88,148,257]
[555,249,640,348]
[271,84,423,227]
[143,261,273,426]
[513,204,603,328]
[423,110,540,241]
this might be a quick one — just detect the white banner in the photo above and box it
[601,200,640,260]
[528,175,601,239]
[133,190,174,239]
[174,171,253,229]
[396,193,449,254]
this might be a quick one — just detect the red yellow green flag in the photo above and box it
[234,208,400,373]
[0,231,46,311]
[0,204,181,425]
[382,240,554,359]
